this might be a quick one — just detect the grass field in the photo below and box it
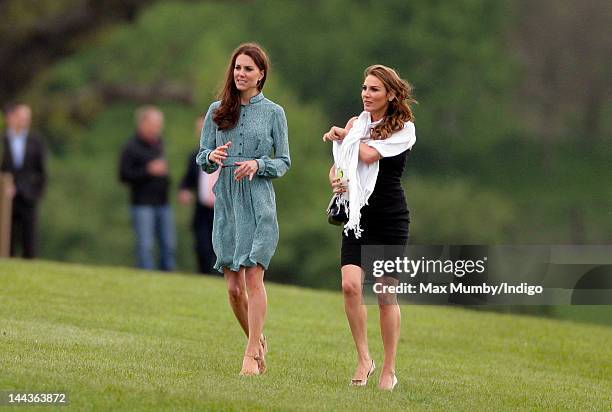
[1,260,611,411]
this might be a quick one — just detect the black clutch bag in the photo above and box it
[326,194,349,226]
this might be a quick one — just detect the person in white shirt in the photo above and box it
[1,102,47,258]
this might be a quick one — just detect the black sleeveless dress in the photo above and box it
[341,149,410,267]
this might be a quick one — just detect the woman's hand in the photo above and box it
[330,177,347,194]
[209,141,232,166]
[234,160,259,181]
[329,166,348,194]
[322,126,348,142]
[322,117,358,142]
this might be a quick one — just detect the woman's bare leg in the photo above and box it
[377,276,401,389]
[241,264,267,375]
[224,267,249,336]
[342,264,372,380]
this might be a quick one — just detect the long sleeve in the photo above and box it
[255,106,291,178]
[196,102,220,174]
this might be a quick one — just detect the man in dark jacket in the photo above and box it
[119,105,176,271]
[1,103,47,258]
[178,115,218,274]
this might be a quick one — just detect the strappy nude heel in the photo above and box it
[379,372,398,391]
[258,335,268,374]
[350,359,375,386]
[260,334,268,355]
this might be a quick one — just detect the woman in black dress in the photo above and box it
[323,65,416,390]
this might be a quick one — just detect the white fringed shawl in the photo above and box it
[332,111,416,238]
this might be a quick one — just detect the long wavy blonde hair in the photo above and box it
[365,65,416,140]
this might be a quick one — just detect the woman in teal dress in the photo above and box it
[196,43,290,376]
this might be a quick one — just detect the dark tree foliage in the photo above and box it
[0,0,155,102]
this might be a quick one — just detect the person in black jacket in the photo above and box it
[119,105,176,271]
[178,115,218,274]
[1,103,47,258]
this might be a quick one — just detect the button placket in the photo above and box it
[238,107,247,155]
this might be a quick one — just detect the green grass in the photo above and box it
[1,260,611,411]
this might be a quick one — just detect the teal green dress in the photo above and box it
[196,93,291,273]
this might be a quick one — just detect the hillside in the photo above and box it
[1,260,611,410]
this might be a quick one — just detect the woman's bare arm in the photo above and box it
[358,143,382,165]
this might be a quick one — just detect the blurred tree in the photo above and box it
[250,0,515,161]
[511,0,612,147]
[509,0,612,241]
[0,0,156,103]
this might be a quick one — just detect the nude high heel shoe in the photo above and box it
[350,359,375,386]
[379,372,398,391]
[257,335,267,375]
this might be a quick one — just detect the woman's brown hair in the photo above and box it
[365,65,416,140]
[213,43,270,130]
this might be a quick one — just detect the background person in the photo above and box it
[323,65,417,390]
[1,102,47,258]
[178,114,219,274]
[197,43,291,376]
[119,105,176,272]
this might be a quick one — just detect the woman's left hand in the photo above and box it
[234,160,259,181]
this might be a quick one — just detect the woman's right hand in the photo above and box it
[209,141,232,166]
[322,117,357,142]
[322,126,348,142]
